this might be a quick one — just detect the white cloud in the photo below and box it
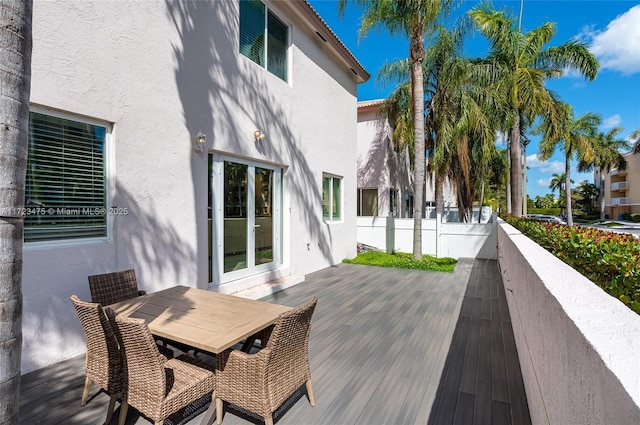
[527,154,565,173]
[602,114,622,129]
[537,178,551,188]
[577,5,640,75]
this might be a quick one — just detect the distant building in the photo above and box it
[598,151,640,219]
[356,100,455,219]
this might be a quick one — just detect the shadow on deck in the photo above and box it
[19,258,530,424]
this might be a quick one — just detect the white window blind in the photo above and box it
[239,0,288,81]
[25,112,107,242]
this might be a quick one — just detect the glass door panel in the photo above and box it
[255,167,273,265]
[223,161,248,273]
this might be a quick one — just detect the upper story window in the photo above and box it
[322,174,342,222]
[25,111,107,243]
[239,0,288,81]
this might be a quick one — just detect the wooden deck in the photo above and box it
[19,258,530,425]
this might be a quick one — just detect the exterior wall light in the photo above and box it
[254,129,266,142]
[194,131,206,153]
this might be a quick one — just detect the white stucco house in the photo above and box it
[356,100,455,219]
[22,0,369,374]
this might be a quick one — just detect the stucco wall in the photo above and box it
[24,0,359,373]
[497,220,640,425]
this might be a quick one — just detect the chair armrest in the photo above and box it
[216,348,271,400]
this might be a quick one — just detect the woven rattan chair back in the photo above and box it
[70,295,123,424]
[111,313,216,425]
[215,296,317,425]
[263,296,317,410]
[88,269,142,306]
[112,315,166,415]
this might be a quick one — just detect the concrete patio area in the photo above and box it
[19,258,530,424]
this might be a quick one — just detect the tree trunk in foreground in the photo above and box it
[0,1,32,423]
[565,156,573,226]
[410,34,425,261]
[509,112,522,216]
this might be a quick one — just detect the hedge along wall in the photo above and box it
[497,219,640,425]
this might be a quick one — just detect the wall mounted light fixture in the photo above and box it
[254,129,266,142]
[194,131,206,153]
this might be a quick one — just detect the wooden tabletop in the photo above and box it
[108,285,291,354]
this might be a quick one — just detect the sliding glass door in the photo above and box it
[210,155,282,283]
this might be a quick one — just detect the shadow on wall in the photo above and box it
[22,181,196,373]
[358,121,388,189]
[165,0,336,273]
[113,182,197,288]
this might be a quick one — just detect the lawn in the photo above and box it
[343,250,457,272]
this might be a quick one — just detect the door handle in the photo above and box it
[254,224,261,228]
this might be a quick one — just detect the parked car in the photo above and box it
[527,214,567,224]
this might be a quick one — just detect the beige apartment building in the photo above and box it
[599,151,640,219]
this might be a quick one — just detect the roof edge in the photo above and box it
[287,1,370,84]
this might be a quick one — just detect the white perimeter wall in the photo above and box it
[497,219,640,425]
[356,214,497,259]
[23,1,358,373]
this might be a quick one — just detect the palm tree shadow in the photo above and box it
[165,0,339,282]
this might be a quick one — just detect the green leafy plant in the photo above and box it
[343,251,456,273]
[503,215,640,314]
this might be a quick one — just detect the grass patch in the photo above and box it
[603,222,624,227]
[343,251,456,273]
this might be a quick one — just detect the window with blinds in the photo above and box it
[239,0,288,81]
[25,112,107,242]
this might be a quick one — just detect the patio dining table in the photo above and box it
[108,285,292,354]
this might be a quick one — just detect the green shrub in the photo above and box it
[343,251,456,273]
[528,207,561,216]
[632,214,640,223]
[624,213,632,221]
[503,215,640,315]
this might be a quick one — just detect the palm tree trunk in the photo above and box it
[565,154,573,226]
[598,169,605,221]
[479,174,485,223]
[410,39,425,261]
[510,112,522,216]
[0,1,32,423]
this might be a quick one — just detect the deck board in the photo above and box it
[19,258,530,425]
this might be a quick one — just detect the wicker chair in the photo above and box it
[215,297,318,425]
[109,311,216,425]
[88,269,145,306]
[70,295,124,425]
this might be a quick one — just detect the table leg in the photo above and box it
[240,336,257,352]
[199,391,216,425]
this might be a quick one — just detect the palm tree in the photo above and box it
[339,0,456,260]
[578,127,629,220]
[469,4,599,217]
[549,172,572,201]
[377,23,503,224]
[537,103,600,226]
[0,0,32,423]
[630,128,640,154]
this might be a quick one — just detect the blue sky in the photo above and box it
[307,0,640,199]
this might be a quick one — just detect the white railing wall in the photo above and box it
[497,219,640,425]
[356,212,497,259]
